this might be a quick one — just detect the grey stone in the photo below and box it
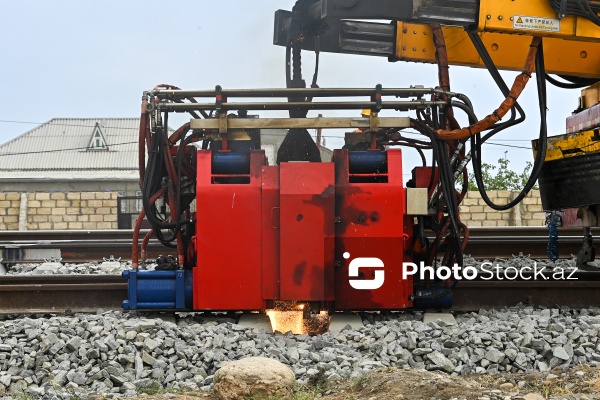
[66,371,87,385]
[286,347,300,363]
[143,337,160,352]
[65,337,81,352]
[425,351,455,373]
[553,346,570,361]
[142,351,157,366]
[413,348,433,356]
[485,348,505,364]
[521,332,534,347]
[0,375,11,387]
[537,361,550,372]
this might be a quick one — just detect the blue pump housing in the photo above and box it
[122,269,193,310]
[412,283,453,309]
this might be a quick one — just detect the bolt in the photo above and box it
[498,15,503,20]
[402,46,406,51]
[422,48,426,52]
[403,29,407,33]
[487,14,491,19]
[413,30,417,34]
[412,47,417,51]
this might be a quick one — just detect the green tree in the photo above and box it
[468,152,537,191]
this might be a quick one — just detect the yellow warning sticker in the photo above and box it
[513,15,560,32]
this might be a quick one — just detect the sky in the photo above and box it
[0,0,582,178]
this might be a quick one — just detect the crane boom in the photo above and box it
[274,0,600,78]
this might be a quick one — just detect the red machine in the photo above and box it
[193,148,412,311]
[123,87,456,313]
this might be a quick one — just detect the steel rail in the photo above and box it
[0,274,599,314]
[0,227,597,262]
[0,275,126,314]
[452,280,600,311]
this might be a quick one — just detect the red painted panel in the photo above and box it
[413,167,439,191]
[279,163,335,301]
[194,150,265,310]
[261,166,280,300]
[334,149,413,310]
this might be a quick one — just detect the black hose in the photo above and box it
[468,33,548,210]
[546,74,595,89]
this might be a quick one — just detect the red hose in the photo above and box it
[141,230,154,262]
[132,189,165,268]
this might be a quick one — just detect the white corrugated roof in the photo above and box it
[0,118,140,181]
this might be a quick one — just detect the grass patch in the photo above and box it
[248,370,330,400]
[136,380,165,395]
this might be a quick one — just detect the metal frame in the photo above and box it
[189,116,411,131]
[147,86,457,123]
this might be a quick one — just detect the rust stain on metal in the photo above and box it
[293,261,307,285]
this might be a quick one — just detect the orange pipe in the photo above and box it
[431,25,460,131]
[437,36,542,140]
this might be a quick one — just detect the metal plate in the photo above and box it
[279,163,335,301]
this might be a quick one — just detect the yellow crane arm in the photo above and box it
[397,0,600,78]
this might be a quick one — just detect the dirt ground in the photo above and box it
[124,364,600,400]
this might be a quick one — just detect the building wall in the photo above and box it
[0,192,119,230]
[0,193,21,230]
[459,190,546,227]
[0,189,549,230]
[0,180,140,197]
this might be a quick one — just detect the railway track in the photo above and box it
[0,227,599,315]
[1,274,600,315]
[0,227,598,263]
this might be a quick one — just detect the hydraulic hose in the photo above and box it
[436,37,541,140]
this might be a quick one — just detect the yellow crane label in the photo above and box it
[513,15,560,32]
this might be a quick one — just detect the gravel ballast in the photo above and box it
[0,307,599,399]
[1,257,600,399]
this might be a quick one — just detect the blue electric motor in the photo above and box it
[122,269,193,310]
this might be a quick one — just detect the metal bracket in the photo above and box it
[219,113,228,134]
[369,112,379,132]
[577,226,596,269]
